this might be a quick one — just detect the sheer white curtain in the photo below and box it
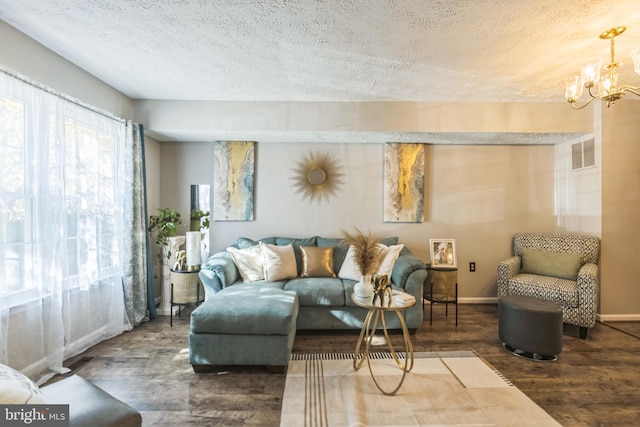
[0,69,130,383]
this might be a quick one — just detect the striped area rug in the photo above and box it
[280,351,560,427]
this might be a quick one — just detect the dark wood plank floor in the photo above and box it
[51,304,640,426]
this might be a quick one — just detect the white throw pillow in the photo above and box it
[337,245,361,281]
[226,245,265,282]
[338,243,405,281]
[0,363,45,404]
[260,242,298,281]
[377,243,404,277]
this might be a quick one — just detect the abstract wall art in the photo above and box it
[213,140,255,221]
[384,143,425,223]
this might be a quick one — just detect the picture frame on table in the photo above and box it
[429,239,457,268]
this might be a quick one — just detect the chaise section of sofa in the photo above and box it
[190,285,299,370]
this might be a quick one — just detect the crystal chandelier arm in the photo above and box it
[569,94,598,110]
[620,86,640,97]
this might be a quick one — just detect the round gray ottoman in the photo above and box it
[499,295,563,361]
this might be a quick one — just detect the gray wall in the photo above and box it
[0,20,133,119]
[158,140,556,301]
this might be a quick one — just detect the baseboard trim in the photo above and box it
[423,297,498,304]
[424,298,640,319]
[156,306,179,316]
[598,314,640,322]
[460,297,498,304]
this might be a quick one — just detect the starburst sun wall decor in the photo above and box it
[291,150,345,204]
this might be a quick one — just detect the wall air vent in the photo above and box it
[572,139,595,170]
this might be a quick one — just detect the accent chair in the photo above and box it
[497,232,600,339]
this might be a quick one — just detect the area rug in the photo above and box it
[280,351,560,427]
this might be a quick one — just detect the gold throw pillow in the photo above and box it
[301,246,336,278]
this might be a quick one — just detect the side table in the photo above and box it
[351,293,415,396]
[424,266,458,326]
[169,269,204,327]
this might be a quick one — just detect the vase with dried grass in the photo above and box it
[341,228,383,298]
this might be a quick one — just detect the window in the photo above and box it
[0,70,130,375]
[0,75,125,306]
[61,118,121,290]
[0,96,28,296]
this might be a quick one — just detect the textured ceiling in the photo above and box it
[1,0,639,142]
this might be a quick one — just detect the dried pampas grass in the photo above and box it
[341,228,383,276]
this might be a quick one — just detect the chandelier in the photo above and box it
[565,26,640,109]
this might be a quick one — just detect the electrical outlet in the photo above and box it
[470,262,476,272]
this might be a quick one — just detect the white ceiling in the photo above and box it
[1,0,639,142]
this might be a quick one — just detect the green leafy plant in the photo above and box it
[148,208,182,264]
[190,209,210,231]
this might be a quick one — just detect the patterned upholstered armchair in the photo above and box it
[497,232,600,339]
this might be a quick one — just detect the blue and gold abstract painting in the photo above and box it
[384,143,424,223]
[213,141,255,221]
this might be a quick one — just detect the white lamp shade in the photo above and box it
[580,57,603,86]
[186,231,202,266]
[599,72,617,94]
[565,76,583,101]
[630,46,640,75]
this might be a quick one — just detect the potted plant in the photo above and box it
[190,209,210,231]
[341,228,383,298]
[148,208,182,264]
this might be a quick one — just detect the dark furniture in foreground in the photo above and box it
[499,294,563,361]
[41,375,142,427]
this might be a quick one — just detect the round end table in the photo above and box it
[351,292,415,395]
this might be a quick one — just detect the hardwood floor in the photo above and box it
[51,304,640,426]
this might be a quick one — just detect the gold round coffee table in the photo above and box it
[351,292,415,396]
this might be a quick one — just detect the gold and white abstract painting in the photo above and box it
[384,143,424,223]
[213,141,255,221]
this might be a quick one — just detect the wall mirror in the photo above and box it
[190,184,210,262]
[190,184,210,231]
[291,150,344,204]
[307,167,327,186]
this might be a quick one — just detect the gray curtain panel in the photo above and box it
[122,121,154,326]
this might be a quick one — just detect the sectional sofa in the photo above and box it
[189,235,427,370]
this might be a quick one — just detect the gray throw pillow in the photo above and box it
[520,248,584,281]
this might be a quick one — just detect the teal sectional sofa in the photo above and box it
[190,235,427,370]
